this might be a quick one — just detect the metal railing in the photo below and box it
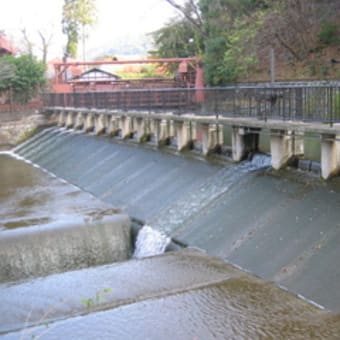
[42,84,340,125]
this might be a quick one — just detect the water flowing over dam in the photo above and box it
[11,126,340,314]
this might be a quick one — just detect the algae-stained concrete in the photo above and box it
[0,113,47,149]
[0,214,131,283]
[1,249,339,339]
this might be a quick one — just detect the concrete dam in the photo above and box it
[1,123,340,338]
[12,127,340,311]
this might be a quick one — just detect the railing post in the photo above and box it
[329,86,333,127]
[295,87,303,120]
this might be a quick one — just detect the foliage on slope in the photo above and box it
[151,0,340,85]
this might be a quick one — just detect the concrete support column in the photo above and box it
[293,131,304,156]
[107,116,119,136]
[176,121,192,151]
[152,119,170,145]
[201,123,222,156]
[120,116,133,139]
[134,117,148,142]
[74,112,84,129]
[270,130,294,169]
[160,119,171,145]
[321,134,340,180]
[95,114,107,135]
[169,120,175,139]
[84,113,95,132]
[57,112,66,127]
[191,122,197,142]
[231,127,246,161]
[65,112,75,128]
[149,119,158,143]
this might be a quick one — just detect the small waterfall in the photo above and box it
[133,225,171,259]
[249,153,272,168]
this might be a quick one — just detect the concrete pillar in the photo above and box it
[95,114,107,135]
[321,134,340,180]
[149,119,158,143]
[57,111,66,127]
[167,120,178,147]
[270,130,294,169]
[107,116,119,136]
[134,117,149,142]
[159,119,171,145]
[191,122,197,142]
[218,124,224,145]
[120,116,133,139]
[175,121,192,151]
[293,131,304,156]
[151,119,170,145]
[201,123,222,156]
[169,120,175,139]
[84,113,95,132]
[65,111,76,129]
[75,112,84,130]
[232,127,246,161]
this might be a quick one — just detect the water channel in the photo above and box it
[1,128,340,339]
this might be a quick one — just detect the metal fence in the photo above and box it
[42,85,340,125]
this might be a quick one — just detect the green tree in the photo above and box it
[0,55,46,103]
[162,0,264,84]
[150,1,204,74]
[150,19,203,59]
[199,0,267,84]
[62,0,97,59]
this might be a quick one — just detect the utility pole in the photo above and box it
[270,48,276,83]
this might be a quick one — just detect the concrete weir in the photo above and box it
[0,214,131,283]
[52,107,340,179]
[14,126,340,312]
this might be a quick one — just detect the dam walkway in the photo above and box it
[44,82,340,179]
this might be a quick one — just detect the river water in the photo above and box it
[0,152,115,231]
[1,133,340,339]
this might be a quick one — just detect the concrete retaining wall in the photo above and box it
[0,214,131,283]
[0,113,47,149]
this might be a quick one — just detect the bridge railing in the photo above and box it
[42,85,340,125]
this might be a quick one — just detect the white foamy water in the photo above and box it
[249,154,272,168]
[149,153,272,234]
[133,225,171,259]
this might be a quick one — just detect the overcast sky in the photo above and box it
[0,0,182,59]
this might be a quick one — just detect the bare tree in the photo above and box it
[260,0,339,62]
[37,30,53,65]
[20,27,54,64]
[164,0,206,37]
[21,27,34,55]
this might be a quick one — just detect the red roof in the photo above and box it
[0,34,16,55]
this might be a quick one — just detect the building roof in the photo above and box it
[0,34,16,56]
[71,67,121,82]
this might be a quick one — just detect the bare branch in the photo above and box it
[164,0,206,37]
[37,30,53,64]
[21,27,34,55]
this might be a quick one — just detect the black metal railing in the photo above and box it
[42,84,340,125]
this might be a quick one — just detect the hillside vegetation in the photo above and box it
[151,0,340,85]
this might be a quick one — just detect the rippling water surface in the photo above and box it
[2,250,340,339]
[0,153,112,230]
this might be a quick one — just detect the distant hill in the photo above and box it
[87,33,153,60]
